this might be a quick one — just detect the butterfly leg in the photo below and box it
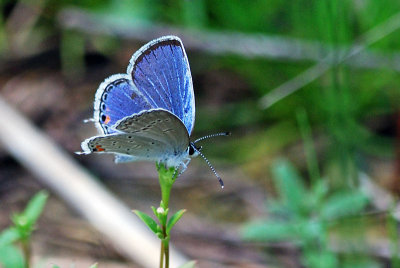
[175,158,191,178]
[172,165,184,179]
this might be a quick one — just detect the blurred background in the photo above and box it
[0,0,400,267]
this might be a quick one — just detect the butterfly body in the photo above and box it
[80,36,197,169]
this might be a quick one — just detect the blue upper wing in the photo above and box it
[93,74,153,134]
[127,36,195,134]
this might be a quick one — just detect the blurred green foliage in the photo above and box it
[0,191,48,268]
[241,159,376,268]
[1,0,400,266]
[241,108,394,267]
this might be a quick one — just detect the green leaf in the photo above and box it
[241,220,298,241]
[22,191,49,226]
[0,228,20,247]
[271,159,307,214]
[0,245,25,268]
[311,180,329,204]
[89,263,98,268]
[133,210,159,234]
[151,206,158,217]
[178,260,197,268]
[297,220,323,242]
[320,190,369,220]
[167,209,186,234]
[266,199,291,217]
[341,256,381,268]
[303,251,338,268]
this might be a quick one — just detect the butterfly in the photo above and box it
[78,36,229,187]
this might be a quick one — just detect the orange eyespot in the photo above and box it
[105,115,111,124]
[95,145,105,152]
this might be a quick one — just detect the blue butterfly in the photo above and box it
[79,36,229,187]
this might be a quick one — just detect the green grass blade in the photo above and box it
[0,245,25,268]
[22,191,49,226]
[271,159,307,214]
[133,210,159,235]
[0,227,20,247]
[167,209,186,234]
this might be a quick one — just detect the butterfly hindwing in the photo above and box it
[93,74,153,135]
[82,133,171,162]
[81,108,190,163]
[127,36,195,134]
[114,108,189,153]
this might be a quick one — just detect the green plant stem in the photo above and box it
[161,222,169,268]
[160,241,164,268]
[21,239,30,268]
[157,164,176,208]
[164,240,169,268]
[160,180,173,209]
[156,163,176,268]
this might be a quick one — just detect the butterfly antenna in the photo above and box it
[194,132,231,144]
[194,148,224,189]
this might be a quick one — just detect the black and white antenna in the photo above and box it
[195,147,225,188]
[194,132,231,144]
[192,131,231,188]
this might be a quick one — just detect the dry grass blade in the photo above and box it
[0,95,188,268]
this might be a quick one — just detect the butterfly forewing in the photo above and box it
[127,36,195,134]
[93,74,153,135]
